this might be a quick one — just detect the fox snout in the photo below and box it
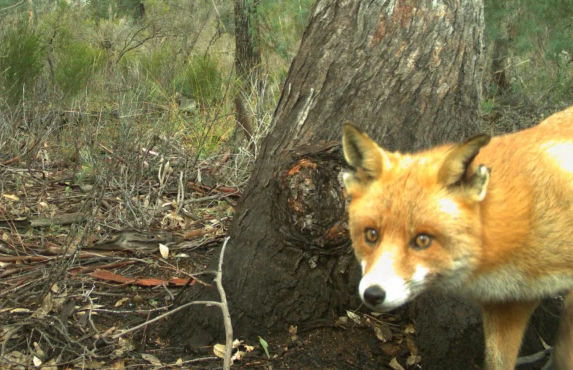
[358,262,430,311]
[362,285,386,307]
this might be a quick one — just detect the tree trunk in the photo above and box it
[233,0,260,149]
[234,0,261,83]
[168,0,486,368]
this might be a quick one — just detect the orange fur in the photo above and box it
[342,106,573,370]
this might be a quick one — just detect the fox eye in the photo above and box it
[412,234,433,250]
[364,228,378,244]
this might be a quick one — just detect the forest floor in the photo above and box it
[0,154,415,370]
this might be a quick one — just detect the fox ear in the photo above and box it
[466,164,491,201]
[342,124,390,189]
[438,134,491,201]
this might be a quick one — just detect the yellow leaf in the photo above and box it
[213,343,226,359]
[159,243,169,259]
[3,194,19,201]
[114,297,130,307]
[389,357,405,370]
[141,353,162,366]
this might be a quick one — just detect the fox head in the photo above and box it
[342,124,491,311]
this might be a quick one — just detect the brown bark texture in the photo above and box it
[234,0,261,81]
[233,0,259,149]
[168,1,493,368]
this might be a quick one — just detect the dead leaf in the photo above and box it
[159,243,169,259]
[406,336,418,355]
[115,297,130,307]
[213,343,226,359]
[32,293,54,318]
[232,350,246,361]
[161,211,184,229]
[404,323,416,334]
[40,358,58,370]
[83,360,104,369]
[141,353,162,366]
[289,325,299,341]
[174,253,189,258]
[183,229,211,239]
[5,350,28,367]
[407,354,422,365]
[33,342,45,359]
[389,357,405,370]
[3,194,20,201]
[374,324,393,342]
[33,356,42,366]
[346,310,362,324]
[380,343,399,357]
[112,359,126,369]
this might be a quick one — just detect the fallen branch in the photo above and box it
[68,260,138,275]
[2,140,40,166]
[187,181,240,195]
[29,213,88,227]
[0,252,110,263]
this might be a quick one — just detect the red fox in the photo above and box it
[342,106,573,370]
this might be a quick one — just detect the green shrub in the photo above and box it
[140,45,178,82]
[175,55,223,106]
[0,22,44,106]
[87,0,145,22]
[56,40,103,98]
[258,0,314,60]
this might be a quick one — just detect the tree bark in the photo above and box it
[234,0,261,83]
[233,0,260,149]
[168,0,486,368]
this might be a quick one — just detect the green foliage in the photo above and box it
[87,0,145,21]
[56,39,103,98]
[0,0,22,7]
[139,45,178,82]
[484,0,573,104]
[0,22,44,106]
[175,55,223,106]
[258,336,270,359]
[258,0,315,60]
[485,0,573,59]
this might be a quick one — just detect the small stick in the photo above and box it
[216,237,233,370]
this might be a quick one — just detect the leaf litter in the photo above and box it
[0,128,419,370]
[0,146,241,369]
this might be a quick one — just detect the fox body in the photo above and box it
[342,106,573,370]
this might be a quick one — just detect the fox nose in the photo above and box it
[363,285,386,307]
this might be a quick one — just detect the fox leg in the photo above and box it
[553,290,573,370]
[481,300,539,370]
